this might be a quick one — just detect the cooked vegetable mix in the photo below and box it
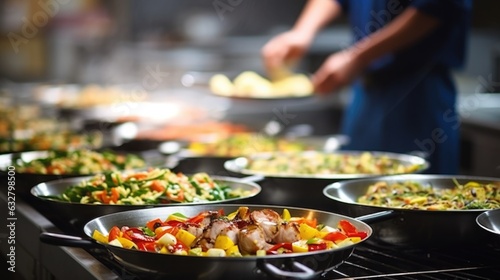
[187,133,310,157]
[45,169,254,205]
[357,180,500,210]
[13,149,145,175]
[92,207,368,256]
[0,131,103,153]
[246,151,423,175]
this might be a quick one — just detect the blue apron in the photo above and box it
[341,64,459,174]
[336,0,472,174]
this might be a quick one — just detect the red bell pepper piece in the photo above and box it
[135,241,157,252]
[123,227,156,242]
[338,220,368,240]
[146,218,163,231]
[345,231,368,239]
[308,243,327,252]
[108,226,121,242]
[323,231,348,243]
[338,220,357,234]
[266,243,293,255]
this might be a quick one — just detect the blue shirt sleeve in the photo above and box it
[410,0,472,23]
[335,0,349,11]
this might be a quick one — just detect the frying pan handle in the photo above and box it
[261,261,318,279]
[355,210,397,224]
[40,232,97,249]
[240,174,265,183]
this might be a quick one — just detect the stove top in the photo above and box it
[85,238,500,280]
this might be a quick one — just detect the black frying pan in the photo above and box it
[323,174,500,247]
[40,204,377,280]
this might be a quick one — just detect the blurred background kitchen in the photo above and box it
[1,0,500,176]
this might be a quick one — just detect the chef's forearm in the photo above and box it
[352,7,440,67]
[292,0,343,36]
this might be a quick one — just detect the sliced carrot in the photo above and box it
[150,180,165,192]
[101,191,111,204]
[110,188,120,203]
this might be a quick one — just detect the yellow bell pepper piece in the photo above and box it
[324,240,336,249]
[116,237,138,249]
[227,210,239,220]
[214,235,235,250]
[155,226,172,236]
[225,245,242,256]
[336,238,354,247]
[282,208,291,222]
[299,223,320,240]
[292,240,308,253]
[176,229,196,247]
[92,229,108,244]
[256,249,267,256]
[160,246,169,254]
[349,237,362,243]
[408,196,427,205]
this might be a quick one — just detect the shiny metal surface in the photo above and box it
[30,175,262,229]
[43,205,372,280]
[224,151,429,179]
[476,208,500,235]
[323,174,500,247]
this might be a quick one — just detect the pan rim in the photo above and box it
[30,174,262,206]
[224,150,430,179]
[323,174,500,213]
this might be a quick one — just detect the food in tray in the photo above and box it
[44,169,254,205]
[91,206,367,256]
[187,133,311,157]
[245,151,423,176]
[209,71,313,98]
[0,104,103,153]
[0,131,103,153]
[357,180,500,210]
[12,149,145,175]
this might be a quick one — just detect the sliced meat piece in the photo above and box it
[273,222,300,244]
[238,225,272,255]
[250,209,281,242]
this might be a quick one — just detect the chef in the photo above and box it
[262,0,472,174]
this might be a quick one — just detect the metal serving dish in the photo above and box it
[222,151,428,212]
[0,150,158,198]
[225,150,429,179]
[31,175,261,230]
[476,209,500,245]
[323,174,500,247]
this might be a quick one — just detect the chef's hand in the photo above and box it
[312,49,366,94]
[261,30,314,79]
